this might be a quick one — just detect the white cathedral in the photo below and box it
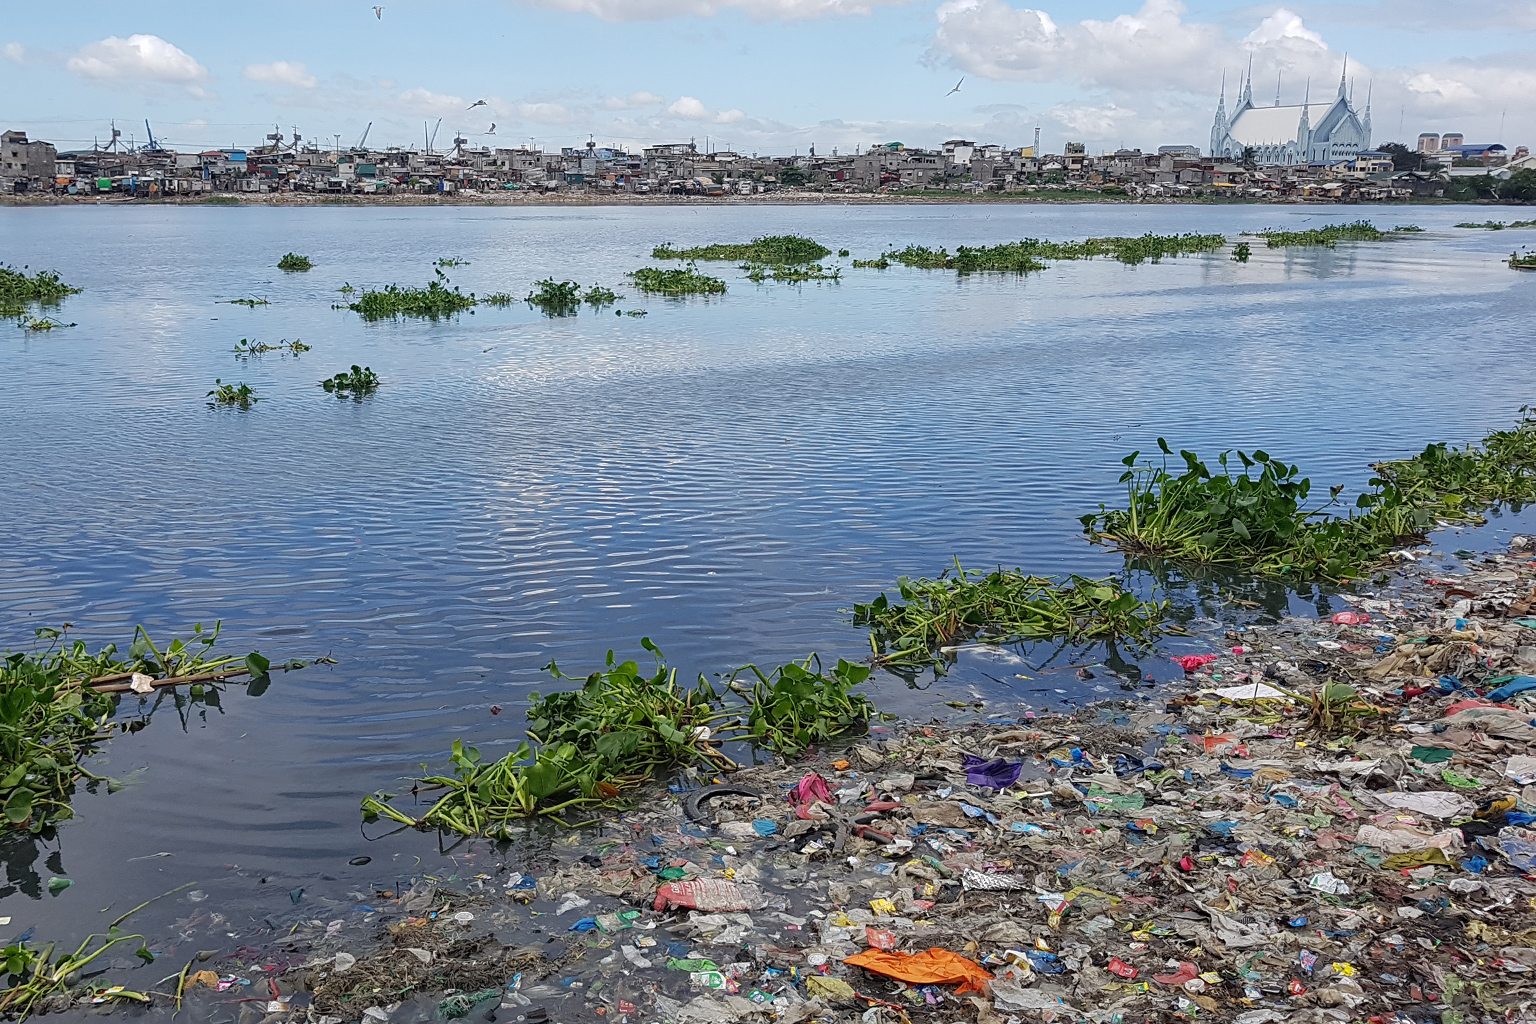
[1210,60,1371,167]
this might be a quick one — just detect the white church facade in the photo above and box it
[1210,61,1371,167]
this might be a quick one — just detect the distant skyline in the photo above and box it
[3,0,1532,156]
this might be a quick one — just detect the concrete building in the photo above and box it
[1210,61,1370,166]
[2,130,58,183]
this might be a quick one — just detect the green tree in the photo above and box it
[779,166,807,187]
[1498,169,1536,203]
[1378,142,1422,172]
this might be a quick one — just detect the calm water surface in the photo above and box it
[1,201,1533,950]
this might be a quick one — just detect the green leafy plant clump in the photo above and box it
[583,284,620,306]
[881,234,1226,272]
[1,266,81,319]
[206,379,258,408]
[1084,412,1536,582]
[19,317,75,332]
[320,365,380,396]
[361,642,881,835]
[0,624,272,833]
[1510,252,1536,270]
[481,292,517,307]
[1250,220,1393,248]
[854,561,1168,671]
[277,253,313,272]
[1455,220,1536,230]
[1231,242,1252,262]
[653,235,832,264]
[628,266,727,296]
[525,279,581,316]
[233,337,308,357]
[220,297,270,307]
[348,280,476,320]
[852,256,891,269]
[741,262,841,283]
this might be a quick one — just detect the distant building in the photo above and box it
[1444,143,1507,164]
[1158,145,1200,159]
[2,130,58,181]
[1440,132,1464,149]
[1210,62,1370,166]
[941,139,976,166]
[1417,133,1440,153]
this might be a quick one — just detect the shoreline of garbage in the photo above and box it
[29,534,1536,1023]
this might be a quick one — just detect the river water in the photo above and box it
[1,201,1533,962]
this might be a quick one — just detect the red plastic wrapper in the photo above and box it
[1330,611,1371,625]
[1107,958,1138,979]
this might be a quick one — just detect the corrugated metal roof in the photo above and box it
[1226,105,1310,146]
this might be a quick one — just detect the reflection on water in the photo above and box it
[1,202,1534,948]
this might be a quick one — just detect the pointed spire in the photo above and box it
[1276,70,1282,107]
[1243,53,1253,105]
[1338,54,1348,99]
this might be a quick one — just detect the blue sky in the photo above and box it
[3,0,1532,155]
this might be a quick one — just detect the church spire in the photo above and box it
[1338,54,1348,100]
[1275,70,1282,106]
[1242,53,1253,105]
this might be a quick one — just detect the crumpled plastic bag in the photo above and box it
[844,948,993,995]
[789,773,831,808]
[1499,826,1536,871]
[961,755,1022,789]
[1355,822,1464,855]
[1372,790,1474,819]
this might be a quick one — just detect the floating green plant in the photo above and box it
[1248,220,1393,248]
[1511,252,1536,270]
[0,266,80,319]
[1080,441,1431,582]
[837,249,851,258]
[337,283,356,294]
[741,262,841,283]
[277,253,313,272]
[881,234,1225,271]
[525,279,581,316]
[1373,407,1536,514]
[1457,220,1536,230]
[653,235,831,264]
[220,297,270,307]
[616,309,648,317]
[584,284,620,306]
[852,256,891,269]
[481,292,517,307]
[19,317,75,332]
[361,642,880,834]
[206,379,258,408]
[434,258,470,267]
[628,266,727,296]
[348,280,475,320]
[1231,242,1252,263]
[233,338,308,357]
[0,624,274,834]
[320,365,380,396]
[854,560,1169,671]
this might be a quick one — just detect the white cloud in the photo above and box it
[930,0,1345,95]
[1048,101,1137,137]
[668,95,746,123]
[244,60,318,89]
[67,34,208,83]
[603,91,666,110]
[522,0,913,21]
[397,87,469,116]
[3,43,24,64]
[515,100,582,124]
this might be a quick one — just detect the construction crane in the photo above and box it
[356,122,372,151]
[144,119,163,151]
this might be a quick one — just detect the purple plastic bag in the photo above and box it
[962,754,1022,790]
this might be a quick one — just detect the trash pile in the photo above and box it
[49,539,1536,1023]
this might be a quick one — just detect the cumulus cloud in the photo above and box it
[668,95,745,123]
[930,0,1346,95]
[3,43,24,64]
[397,87,469,116]
[67,34,208,83]
[244,60,318,88]
[521,0,912,21]
[603,91,666,110]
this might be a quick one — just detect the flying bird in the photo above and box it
[487,123,496,134]
[467,99,487,110]
[947,77,964,96]
[373,5,383,17]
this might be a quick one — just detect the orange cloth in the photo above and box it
[844,948,994,995]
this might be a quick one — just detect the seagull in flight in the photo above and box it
[467,99,487,110]
[372,5,383,17]
[947,77,964,96]
[487,123,496,134]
